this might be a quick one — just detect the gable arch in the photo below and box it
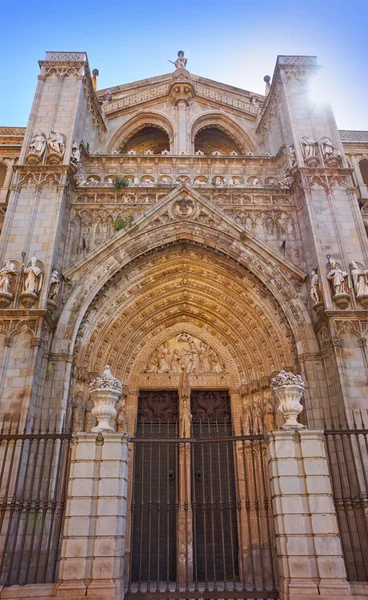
[190,112,257,155]
[107,112,175,153]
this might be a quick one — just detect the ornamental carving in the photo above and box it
[145,332,224,374]
[89,364,122,394]
[271,370,304,388]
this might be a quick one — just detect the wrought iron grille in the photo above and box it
[323,411,368,582]
[127,429,278,599]
[0,416,72,587]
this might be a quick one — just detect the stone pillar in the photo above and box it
[267,429,351,600]
[57,432,129,600]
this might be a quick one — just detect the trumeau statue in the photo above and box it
[310,269,321,304]
[23,257,43,295]
[350,261,368,297]
[327,258,349,296]
[0,261,17,294]
[180,399,192,438]
[27,131,46,158]
[47,131,65,156]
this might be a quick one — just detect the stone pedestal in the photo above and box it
[56,432,129,600]
[267,429,352,600]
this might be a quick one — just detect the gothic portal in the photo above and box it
[0,51,367,600]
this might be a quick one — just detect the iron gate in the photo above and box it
[126,390,278,600]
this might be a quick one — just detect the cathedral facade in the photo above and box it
[0,51,368,600]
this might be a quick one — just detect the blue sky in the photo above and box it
[1,0,367,130]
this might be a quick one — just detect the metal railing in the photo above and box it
[0,416,72,586]
[126,423,278,600]
[323,410,368,582]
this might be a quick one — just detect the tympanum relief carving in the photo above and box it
[145,332,224,374]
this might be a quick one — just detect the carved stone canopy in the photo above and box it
[145,332,224,374]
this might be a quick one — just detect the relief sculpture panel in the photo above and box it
[144,332,224,374]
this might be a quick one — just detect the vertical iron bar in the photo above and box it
[224,438,236,586]
[200,422,208,590]
[208,429,217,589]
[251,438,265,590]
[156,435,161,591]
[191,439,198,591]
[242,437,256,590]
[215,420,227,587]
[258,437,277,592]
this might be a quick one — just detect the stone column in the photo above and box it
[56,431,129,600]
[268,370,351,599]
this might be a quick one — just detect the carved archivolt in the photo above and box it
[107,112,175,153]
[190,113,256,155]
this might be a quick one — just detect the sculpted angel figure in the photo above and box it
[28,132,46,157]
[310,269,321,304]
[350,261,368,297]
[23,257,43,295]
[327,259,349,296]
[0,261,17,294]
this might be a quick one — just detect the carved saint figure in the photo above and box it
[116,398,127,433]
[48,269,60,301]
[71,392,85,432]
[289,145,297,167]
[23,257,43,295]
[321,137,336,159]
[180,400,192,438]
[157,343,171,373]
[28,132,46,158]
[71,141,81,163]
[300,136,317,159]
[48,131,65,156]
[241,397,252,434]
[263,396,275,432]
[327,259,349,296]
[174,50,187,70]
[310,269,321,304]
[84,398,97,431]
[0,261,17,294]
[350,261,368,297]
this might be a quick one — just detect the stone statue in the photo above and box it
[48,269,61,301]
[241,397,252,434]
[145,335,223,374]
[289,145,297,167]
[116,397,127,432]
[300,136,318,159]
[180,399,192,438]
[310,269,321,304]
[263,396,275,432]
[23,257,43,295]
[71,392,85,432]
[74,172,86,187]
[321,137,336,159]
[278,175,293,190]
[0,261,17,294]
[327,258,349,296]
[84,398,96,431]
[171,50,187,70]
[27,132,46,158]
[71,141,81,163]
[350,261,368,297]
[47,131,65,156]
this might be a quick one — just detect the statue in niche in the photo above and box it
[263,396,275,432]
[71,141,81,163]
[350,261,368,297]
[23,257,43,295]
[71,392,85,432]
[241,397,252,434]
[84,398,97,431]
[327,258,350,296]
[171,50,187,70]
[289,145,297,167]
[27,131,46,158]
[48,269,61,301]
[310,269,322,304]
[180,399,192,438]
[47,131,65,156]
[300,136,318,159]
[0,261,17,294]
[116,397,127,432]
